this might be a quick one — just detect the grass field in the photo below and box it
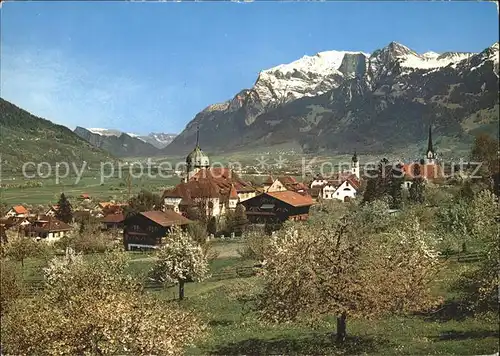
[14,241,500,356]
[0,170,181,205]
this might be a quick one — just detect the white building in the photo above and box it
[310,153,361,202]
[5,205,29,218]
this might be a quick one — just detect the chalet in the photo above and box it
[5,205,29,218]
[101,213,125,231]
[92,202,127,218]
[240,191,315,224]
[24,218,73,242]
[45,205,59,217]
[123,210,192,250]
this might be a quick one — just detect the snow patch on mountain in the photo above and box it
[254,50,370,105]
[87,128,123,136]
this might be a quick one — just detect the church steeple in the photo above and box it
[185,124,209,182]
[425,124,436,163]
[351,150,360,179]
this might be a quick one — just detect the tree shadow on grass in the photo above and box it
[435,330,499,341]
[209,332,390,355]
[208,319,235,327]
[415,299,474,322]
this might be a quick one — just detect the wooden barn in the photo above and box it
[240,191,315,224]
[123,210,192,250]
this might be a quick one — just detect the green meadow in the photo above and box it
[15,241,500,355]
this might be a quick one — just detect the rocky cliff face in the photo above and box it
[164,41,499,156]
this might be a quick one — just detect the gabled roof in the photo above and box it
[191,168,256,193]
[263,175,274,185]
[30,218,73,232]
[278,176,298,185]
[11,205,29,214]
[80,193,91,199]
[229,184,238,199]
[164,178,221,201]
[101,213,125,224]
[265,191,315,207]
[140,210,192,227]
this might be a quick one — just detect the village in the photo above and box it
[0,126,451,250]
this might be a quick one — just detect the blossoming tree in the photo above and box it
[150,228,210,300]
[256,209,441,343]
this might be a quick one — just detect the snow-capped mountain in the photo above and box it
[139,133,177,149]
[74,127,177,157]
[165,41,499,156]
[78,128,177,150]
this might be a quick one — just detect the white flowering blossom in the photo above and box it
[151,228,210,285]
[43,247,84,286]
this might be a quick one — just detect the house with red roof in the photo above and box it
[101,213,125,231]
[5,205,29,218]
[24,217,73,241]
[79,193,92,201]
[263,175,309,195]
[240,190,315,224]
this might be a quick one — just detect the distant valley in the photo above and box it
[73,127,177,158]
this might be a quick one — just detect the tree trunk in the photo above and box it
[178,279,185,301]
[336,312,347,343]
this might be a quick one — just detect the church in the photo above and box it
[163,128,257,218]
[402,125,445,186]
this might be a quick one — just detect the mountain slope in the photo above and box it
[0,99,116,170]
[138,133,177,149]
[74,127,162,157]
[165,41,498,157]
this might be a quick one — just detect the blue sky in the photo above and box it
[1,1,498,135]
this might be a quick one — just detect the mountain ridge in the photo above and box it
[0,98,116,170]
[164,41,499,157]
[74,127,168,157]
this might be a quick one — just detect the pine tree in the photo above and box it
[232,205,248,237]
[56,193,73,223]
[362,177,378,203]
[363,159,392,203]
[409,178,425,204]
[207,217,217,236]
[389,163,404,209]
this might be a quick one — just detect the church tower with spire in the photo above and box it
[424,124,436,164]
[185,125,210,182]
[351,151,360,180]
